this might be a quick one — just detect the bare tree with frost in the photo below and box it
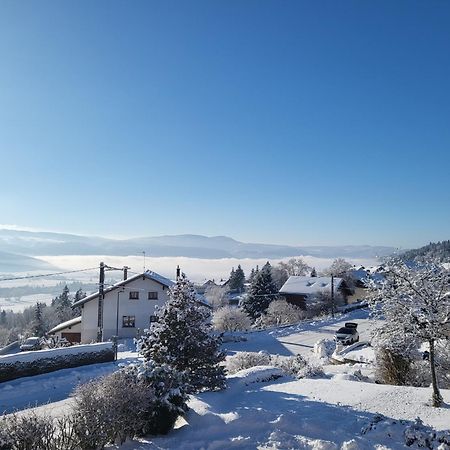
[368,259,450,407]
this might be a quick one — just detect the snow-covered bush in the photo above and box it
[73,361,188,446]
[374,347,412,386]
[228,352,323,379]
[120,360,189,435]
[297,362,325,379]
[313,338,336,362]
[213,306,252,332]
[227,351,271,374]
[271,354,308,376]
[72,372,143,448]
[256,299,306,327]
[232,366,284,385]
[403,417,450,448]
[139,275,226,393]
[0,411,58,450]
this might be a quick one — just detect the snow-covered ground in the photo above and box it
[2,309,449,449]
[0,351,138,414]
[121,370,450,449]
[0,293,55,312]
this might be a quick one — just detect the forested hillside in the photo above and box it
[401,240,450,262]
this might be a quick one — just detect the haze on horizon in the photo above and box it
[0,1,449,249]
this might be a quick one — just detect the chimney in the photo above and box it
[176,265,181,280]
[123,266,129,281]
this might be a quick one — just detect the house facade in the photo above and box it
[72,270,174,343]
[279,276,352,309]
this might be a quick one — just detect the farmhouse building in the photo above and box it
[72,270,174,343]
[279,276,353,309]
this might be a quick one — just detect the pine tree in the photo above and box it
[32,302,46,337]
[74,288,86,303]
[248,268,255,283]
[229,265,245,292]
[248,265,259,284]
[53,285,73,322]
[242,262,278,321]
[138,275,226,393]
[73,288,86,316]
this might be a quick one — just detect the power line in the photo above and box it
[0,267,99,283]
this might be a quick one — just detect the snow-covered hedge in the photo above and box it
[227,351,272,374]
[227,351,324,379]
[0,343,114,382]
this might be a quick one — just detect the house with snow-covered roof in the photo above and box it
[48,316,82,343]
[72,270,175,343]
[279,276,353,309]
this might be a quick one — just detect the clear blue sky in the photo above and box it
[0,1,449,248]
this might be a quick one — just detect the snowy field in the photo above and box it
[0,293,54,312]
[124,373,450,449]
[2,309,449,449]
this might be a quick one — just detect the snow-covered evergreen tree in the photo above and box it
[242,262,278,321]
[229,265,245,292]
[52,285,73,323]
[138,275,226,393]
[73,288,86,316]
[368,259,450,407]
[31,302,46,337]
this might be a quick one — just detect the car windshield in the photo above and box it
[24,338,40,344]
[336,328,353,334]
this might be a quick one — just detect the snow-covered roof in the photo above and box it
[72,270,174,308]
[349,268,385,285]
[279,276,344,296]
[48,316,82,334]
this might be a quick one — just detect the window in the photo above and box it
[149,315,158,323]
[148,291,158,300]
[129,291,139,300]
[122,316,135,328]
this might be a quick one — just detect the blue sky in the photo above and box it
[0,1,449,248]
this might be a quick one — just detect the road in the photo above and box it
[225,308,378,358]
[274,310,376,357]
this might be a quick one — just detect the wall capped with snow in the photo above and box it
[0,343,114,383]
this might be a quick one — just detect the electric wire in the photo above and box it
[0,267,99,283]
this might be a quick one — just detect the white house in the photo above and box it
[72,270,174,343]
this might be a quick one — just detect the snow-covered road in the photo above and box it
[0,351,138,414]
[225,308,375,358]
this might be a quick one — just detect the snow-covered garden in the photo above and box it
[1,260,449,449]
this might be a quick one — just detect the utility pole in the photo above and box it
[331,273,335,318]
[97,261,105,342]
[142,251,146,272]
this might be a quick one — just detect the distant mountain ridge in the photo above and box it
[0,250,56,273]
[0,228,395,260]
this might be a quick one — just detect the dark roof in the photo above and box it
[72,270,174,308]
